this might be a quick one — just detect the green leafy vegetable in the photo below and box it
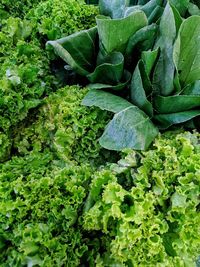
[173,15,200,86]
[83,131,200,266]
[47,27,98,76]
[48,0,200,151]
[99,106,158,150]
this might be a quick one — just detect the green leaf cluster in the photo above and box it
[13,86,115,166]
[27,0,98,40]
[0,0,99,162]
[47,0,200,151]
[83,131,200,266]
[0,149,93,266]
[0,17,55,162]
[0,0,43,19]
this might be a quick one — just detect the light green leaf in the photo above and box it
[169,0,190,16]
[46,27,98,76]
[99,106,158,151]
[188,3,200,16]
[82,90,132,113]
[96,11,148,54]
[173,16,200,87]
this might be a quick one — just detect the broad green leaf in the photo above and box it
[182,81,200,95]
[82,90,132,113]
[99,106,158,150]
[96,11,148,54]
[141,48,159,77]
[154,110,200,129]
[46,27,98,76]
[130,60,153,117]
[87,70,131,91]
[173,16,200,86]
[124,6,141,17]
[125,24,158,57]
[153,4,176,96]
[87,52,124,84]
[169,0,190,16]
[154,95,200,113]
[99,0,127,19]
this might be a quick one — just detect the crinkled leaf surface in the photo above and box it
[87,52,124,84]
[154,95,200,113]
[173,16,200,87]
[46,27,98,76]
[96,11,147,54]
[82,90,132,113]
[99,106,158,151]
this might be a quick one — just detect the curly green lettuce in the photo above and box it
[14,86,115,166]
[27,0,98,40]
[0,150,92,266]
[0,0,43,19]
[83,131,200,266]
[0,1,98,162]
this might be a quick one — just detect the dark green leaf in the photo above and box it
[99,106,158,150]
[148,6,164,24]
[141,48,159,77]
[130,60,153,117]
[173,16,200,87]
[154,110,200,129]
[141,0,164,23]
[154,95,200,113]
[125,24,158,57]
[181,81,200,95]
[87,52,124,84]
[82,90,132,113]
[153,3,176,96]
[87,70,131,91]
[96,11,147,54]
[46,27,98,76]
